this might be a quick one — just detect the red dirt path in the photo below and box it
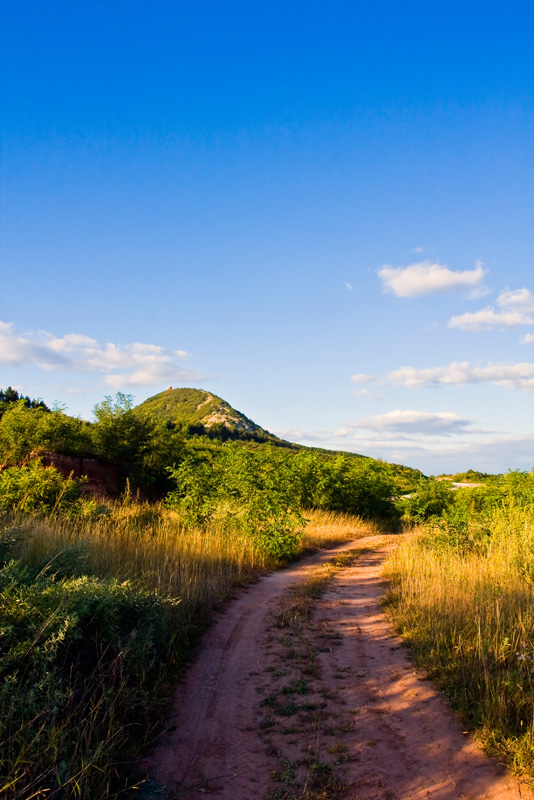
[142,535,534,800]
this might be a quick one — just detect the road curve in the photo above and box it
[141,535,533,800]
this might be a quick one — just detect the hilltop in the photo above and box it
[136,387,286,444]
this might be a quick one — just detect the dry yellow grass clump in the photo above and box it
[10,505,368,599]
[384,504,534,778]
[300,508,377,550]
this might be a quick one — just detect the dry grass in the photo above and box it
[300,509,379,551]
[6,506,368,604]
[384,505,534,779]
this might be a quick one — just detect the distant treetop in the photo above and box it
[0,387,50,415]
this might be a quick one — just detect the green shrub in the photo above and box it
[0,401,92,465]
[399,477,455,522]
[0,559,175,798]
[314,457,398,521]
[0,461,83,515]
[166,445,305,560]
[91,393,185,490]
[165,454,222,525]
[222,446,304,559]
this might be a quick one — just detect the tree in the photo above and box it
[91,394,185,489]
[314,456,398,520]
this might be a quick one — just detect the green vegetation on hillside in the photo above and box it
[0,386,50,417]
[0,386,422,506]
[0,392,186,494]
[137,387,281,444]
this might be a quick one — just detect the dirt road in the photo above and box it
[142,535,533,799]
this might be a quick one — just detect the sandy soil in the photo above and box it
[141,535,534,800]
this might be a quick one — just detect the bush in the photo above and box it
[166,445,305,560]
[314,457,398,521]
[0,461,83,515]
[91,394,186,490]
[223,446,304,559]
[0,401,92,465]
[399,477,455,522]
[0,559,175,798]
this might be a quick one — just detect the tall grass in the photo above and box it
[384,501,534,778]
[301,508,380,550]
[0,505,366,799]
[6,505,364,613]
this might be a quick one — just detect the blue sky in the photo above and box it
[2,0,534,474]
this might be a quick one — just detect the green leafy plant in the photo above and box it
[0,559,175,798]
[0,461,83,515]
[166,445,305,559]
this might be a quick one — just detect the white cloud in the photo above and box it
[272,424,534,474]
[351,373,373,384]
[384,361,534,391]
[345,281,353,290]
[0,321,206,388]
[105,362,202,389]
[378,259,487,298]
[522,334,534,344]
[345,409,475,436]
[275,411,478,449]
[449,308,534,331]
[498,288,534,312]
[449,287,534,331]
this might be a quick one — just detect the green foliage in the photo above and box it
[222,446,305,559]
[167,445,305,559]
[0,394,186,494]
[91,393,186,490]
[313,456,399,521]
[401,469,534,532]
[166,444,399,557]
[92,392,149,466]
[0,401,45,464]
[0,401,92,465]
[0,557,174,798]
[137,387,283,444]
[389,463,425,493]
[165,454,222,525]
[399,477,455,522]
[0,461,83,514]
[0,385,49,418]
[0,388,420,514]
[291,452,323,509]
[447,468,496,484]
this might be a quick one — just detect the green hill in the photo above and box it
[136,387,282,443]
